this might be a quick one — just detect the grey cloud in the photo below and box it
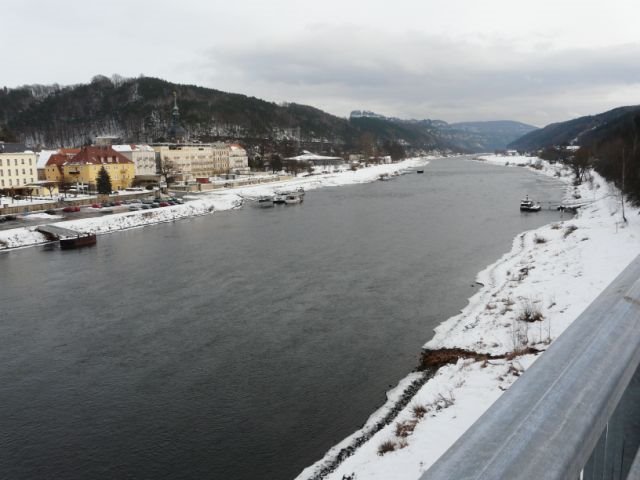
[201,27,640,125]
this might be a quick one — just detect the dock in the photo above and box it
[36,225,97,249]
[36,224,83,240]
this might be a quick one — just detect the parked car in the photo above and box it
[141,204,151,210]
[128,205,141,211]
[159,202,170,207]
[44,209,57,215]
[62,206,80,213]
[91,203,102,209]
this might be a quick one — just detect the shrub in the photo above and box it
[395,420,418,438]
[534,234,547,244]
[563,225,578,238]
[412,404,428,419]
[377,440,397,456]
[517,299,544,323]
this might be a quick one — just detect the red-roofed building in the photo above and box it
[62,146,135,190]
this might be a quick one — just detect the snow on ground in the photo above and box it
[297,155,640,480]
[0,157,430,251]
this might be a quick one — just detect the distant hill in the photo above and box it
[508,106,640,151]
[0,76,534,153]
[445,121,537,152]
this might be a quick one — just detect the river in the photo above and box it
[0,157,566,479]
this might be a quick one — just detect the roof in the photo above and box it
[0,142,27,153]
[285,150,342,161]
[60,148,81,155]
[68,146,134,165]
[45,153,71,168]
[112,144,154,153]
[37,150,58,169]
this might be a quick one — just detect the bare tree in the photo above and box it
[158,158,178,186]
[568,147,593,185]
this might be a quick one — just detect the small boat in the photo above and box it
[100,208,115,214]
[416,170,424,174]
[60,233,97,249]
[284,193,303,205]
[520,195,541,212]
[379,173,391,181]
[273,194,286,204]
[257,196,274,207]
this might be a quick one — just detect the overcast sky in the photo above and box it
[3,0,640,126]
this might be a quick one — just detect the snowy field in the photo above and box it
[297,155,640,480]
[0,158,430,250]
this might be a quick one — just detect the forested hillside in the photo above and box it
[508,106,640,151]
[0,75,535,153]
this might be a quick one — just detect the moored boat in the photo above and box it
[284,193,303,204]
[60,233,97,249]
[257,196,274,207]
[520,195,541,212]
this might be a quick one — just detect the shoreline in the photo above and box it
[0,157,430,251]
[297,155,640,480]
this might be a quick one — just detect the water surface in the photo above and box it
[0,158,566,479]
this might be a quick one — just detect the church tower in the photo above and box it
[167,91,187,143]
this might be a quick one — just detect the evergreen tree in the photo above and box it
[96,166,112,194]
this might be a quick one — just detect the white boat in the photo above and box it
[273,194,286,204]
[379,173,391,181]
[520,195,541,212]
[284,193,303,205]
[257,196,274,207]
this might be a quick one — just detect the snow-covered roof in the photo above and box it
[112,144,154,153]
[286,150,342,161]
[37,150,58,169]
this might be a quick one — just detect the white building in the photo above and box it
[153,143,231,182]
[112,144,157,177]
[228,144,249,174]
[0,151,38,189]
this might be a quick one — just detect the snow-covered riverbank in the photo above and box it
[0,157,429,250]
[297,155,640,480]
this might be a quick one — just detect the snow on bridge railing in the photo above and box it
[422,255,640,480]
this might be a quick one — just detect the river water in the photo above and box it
[0,157,566,479]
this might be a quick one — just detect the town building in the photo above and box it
[43,149,80,184]
[61,146,135,191]
[229,144,250,174]
[153,143,233,182]
[112,144,158,178]
[0,151,38,189]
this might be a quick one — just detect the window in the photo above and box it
[0,159,3,166]
[29,158,32,165]
[8,179,12,186]
[21,158,24,165]
[0,180,3,187]
[14,159,18,166]
[0,169,2,176]
[22,169,25,175]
